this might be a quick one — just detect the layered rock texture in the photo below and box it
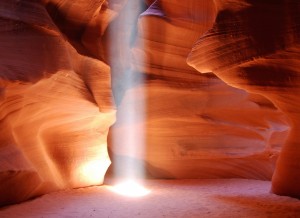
[0,0,299,206]
[0,0,117,206]
[188,0,300,197]
[109,0,288,180]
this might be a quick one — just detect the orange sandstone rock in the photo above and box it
[188,0,300,198]
[109,0,288,180]
[0,0,115,206]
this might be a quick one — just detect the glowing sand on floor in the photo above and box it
[108,180,151,197]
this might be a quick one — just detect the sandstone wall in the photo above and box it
[188,0,300,198]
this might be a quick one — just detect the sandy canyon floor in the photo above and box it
[1,179,300,218]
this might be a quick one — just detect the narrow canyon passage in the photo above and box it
[0,0,300,216]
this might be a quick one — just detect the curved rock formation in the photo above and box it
[109,0,289,180]
[0,0,116,206]
[188,0,300,198]
[1,0,298,206]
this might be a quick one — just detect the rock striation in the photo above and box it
[0,0,299,206]
[188,0,300,198]
[0,0,116,206]
[109,0,289,180]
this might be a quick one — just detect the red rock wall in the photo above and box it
[0,0,116,206]
[0,0,298,206]
[188,0,300,198]
[108,0,289,180]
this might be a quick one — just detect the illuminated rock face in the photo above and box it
[188,0,300,197]
[109,0,289,180]
[0,0,298,206]
[0,0,116,206]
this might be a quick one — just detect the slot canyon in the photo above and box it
[1,0,300,217]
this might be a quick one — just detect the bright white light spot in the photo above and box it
[78,158,110,184]
[109,180,150,197]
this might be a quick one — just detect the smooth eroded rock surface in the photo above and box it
[0,0,116,206]
[188,0,300,198]
[1,0,299,206]
[108,0,289,180]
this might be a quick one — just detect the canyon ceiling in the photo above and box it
[0,0,299,206]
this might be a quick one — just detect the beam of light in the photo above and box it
[108,0,149,193]
[108,179,151,197]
